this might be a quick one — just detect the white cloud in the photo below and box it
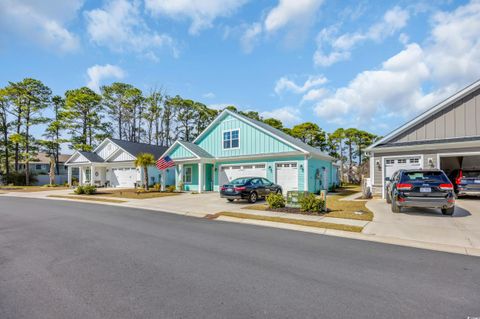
[85,0,177,60]
[240,23,262,53]
[312,1,480,126]
[264,0,323,33]
[274,75,327,94]
[261,106,302,125]
[239,0,323,52]
[86,64,125,92]
[301,88,328,102]
[0,0,82,52]
[145,0,248,35]
[202,92,216,99]
[314,6,410,66]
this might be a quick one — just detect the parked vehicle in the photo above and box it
[220,177,282,203]
[385,169,455,215]
[448,169,480,197]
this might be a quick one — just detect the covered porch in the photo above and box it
[174,160,216,193]
[67,163,109,187]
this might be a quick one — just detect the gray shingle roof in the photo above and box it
[78,151,104,163]
[178,141,214,158]
[234,111,333,160]
[109,138,169,159]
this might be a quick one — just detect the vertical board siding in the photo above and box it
[169,144,196,159]
[196,114,296,157]
[109,151,135,162]
[390,87,480,144]
[97,142,119,159]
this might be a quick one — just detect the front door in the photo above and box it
[204,164,213,191]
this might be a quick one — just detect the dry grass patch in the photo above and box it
[48,195,126,203]
[210,211,363,232]
[0,186,69,192]
[88,188,181,199]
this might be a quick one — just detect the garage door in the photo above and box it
[275,162,298,192]
[218,164,266,186]
[384,156,422,180]
[111,168,136,187]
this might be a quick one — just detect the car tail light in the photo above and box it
[234,186,246,191]
[439,183,454,190]
[397,197,406,202]
[397,183,413,190]
[447,198,455,203]
[221,186,226,191]
[456,169,463,185]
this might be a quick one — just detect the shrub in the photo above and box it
[177,181,184,191]
[166,185,176,192]
[266,193,285,209]
[74,185,97,195]
[1,172,38,186]
[153,183,161,191]
[299,193,325,213]
[74,186,85,194]
[83,185,97,195]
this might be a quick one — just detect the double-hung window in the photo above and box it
[223,129,239,149]
[183,166,192,183]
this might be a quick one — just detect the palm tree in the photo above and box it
[134,153,155,191]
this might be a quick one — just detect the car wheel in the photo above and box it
[248,192,258,203]
[276,189,282,195]
[391,199,401,213]
[386,191,391,204]
[441,207,455,216]
[227,199,234,202]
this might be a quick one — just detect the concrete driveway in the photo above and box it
[123,191,253,215]
[365,198,480,251]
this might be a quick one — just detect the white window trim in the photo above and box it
[381,154,424,199]
[183,166,193,184]
[222,128,240,151]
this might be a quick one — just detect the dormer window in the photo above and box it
[223,129,239,149]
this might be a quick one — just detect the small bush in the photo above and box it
[266,193,285,209]
[166,185,176,192]
[74,185,97,195]
[153,183,161,191]
[74,186,85,194]
[1,172,38,186]
[299,193,325,213]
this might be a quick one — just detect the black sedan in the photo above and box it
[385,169,455,215]
[220,177,282,203]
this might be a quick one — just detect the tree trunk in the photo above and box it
[14,110,21,172]
[144,166,148,191]
[25,111,30,186]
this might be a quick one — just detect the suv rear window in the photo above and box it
[401,171,449,183]
[463,170,480,178]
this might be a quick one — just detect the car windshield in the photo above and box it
[463,171,480,178]
[229,178,250,185]
[401,171,449,183]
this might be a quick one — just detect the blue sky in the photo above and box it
[1,0,480,139]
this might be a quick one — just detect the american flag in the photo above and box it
[156,155,175,170]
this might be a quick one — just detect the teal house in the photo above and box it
[161,110,335,193]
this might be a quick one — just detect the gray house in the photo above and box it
[366,79,480,198]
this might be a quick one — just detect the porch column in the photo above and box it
[90,165,95,186]
[161,170,166,191]
[177,164,183,190]
[198,162,203,193]
[79,166,84,186]
[67,166,72,186]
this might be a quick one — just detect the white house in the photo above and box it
[65,138,175,188]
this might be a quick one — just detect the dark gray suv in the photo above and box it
[385,169,455,215]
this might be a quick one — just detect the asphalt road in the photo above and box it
[0,197,479,319]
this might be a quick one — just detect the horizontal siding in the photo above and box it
[196,114,296,157]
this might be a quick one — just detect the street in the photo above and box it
[0,197,479,319]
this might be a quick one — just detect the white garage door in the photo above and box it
[219,164,266,186]
[111,167,136,187]
[275,162,298,192]
[384,156,422,180]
